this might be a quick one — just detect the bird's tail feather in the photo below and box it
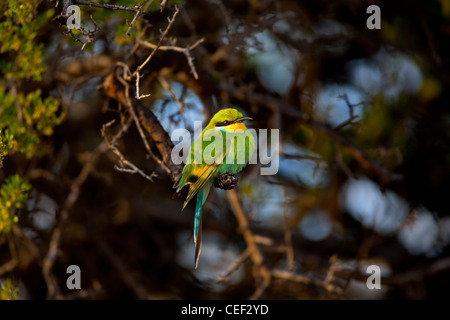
[193,186,211,269]
[193,190,203,269]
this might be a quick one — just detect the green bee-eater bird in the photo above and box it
[175,108,255,268]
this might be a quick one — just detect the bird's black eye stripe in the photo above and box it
[216,120,233,127]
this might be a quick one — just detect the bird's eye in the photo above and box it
[223,120,230,125]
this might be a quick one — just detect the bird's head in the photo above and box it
[209,108,253,133]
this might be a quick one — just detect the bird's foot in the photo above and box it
[214,172,239,190]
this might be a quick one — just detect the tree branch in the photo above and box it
[68,0,143,13]
[102,72,183,183]
[139,37,205,80]
[220,83,403,185]
[42,139,108,299]
[226,189,271,300]
[123,2,146,39]
[131,6,180,79]
[101,119,158,182]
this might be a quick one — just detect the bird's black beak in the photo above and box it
[235,116,253,123]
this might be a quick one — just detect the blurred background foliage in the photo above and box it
[1,0,450,299]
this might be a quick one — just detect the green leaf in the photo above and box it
[0,174,31,233]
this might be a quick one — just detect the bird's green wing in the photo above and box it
[182,163,219,210]
[174,128,216,192]
[177,128,225,209]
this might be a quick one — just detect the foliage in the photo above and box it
[0,1,53,81]
[0,174,31,233]
[0,0,63,159]
[0,130,11,167]
[0,279,19,300]
[0,87,63,158]
[0,0,60,251]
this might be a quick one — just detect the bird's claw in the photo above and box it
[214,172,239,190]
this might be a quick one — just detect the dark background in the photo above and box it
[1,0,450,299]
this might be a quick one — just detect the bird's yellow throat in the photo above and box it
[219,122,247,133]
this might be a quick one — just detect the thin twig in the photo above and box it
[139,38,204,79]
[271,269,312,285]
[64,14,101,50]
[135,71,151,99]
[101,119,157,181]
[226,189,271,300]
[253,235,274,246]
[271,269,344,294]
[158,76,184,112]
[334,115,359,131]
[131,6,180,79]
[334,91,363,130]
[64,29,84,45]
[123,2,146,39]
[115,66,168,171]
[159,0,168,12]
[102,72,182,182]
[71,0,142,12]
[324,254,339,292]
[217,249,250,283]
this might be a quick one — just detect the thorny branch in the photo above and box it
[123,2,146,39]
[61,0,149,46]
[334,91,363,131]
[102,72,182,182]
[63,0,145,13]
[130,6,180,79]
[63,14,101,50]
[101,119,158,182]
[139,37,205,80]
[98,5,206,183]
